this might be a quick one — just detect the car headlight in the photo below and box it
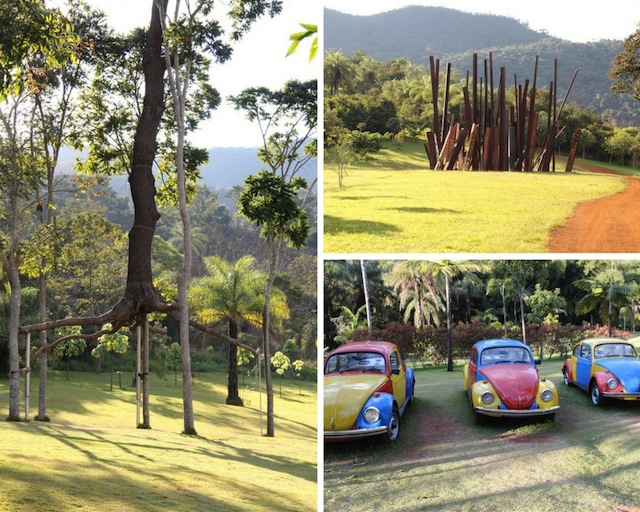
[541,389,554,402]
[363,406,380,424]
[607,378,619,390]
[481,391,494,405]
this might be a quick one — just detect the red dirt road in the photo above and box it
[547,163,640,253]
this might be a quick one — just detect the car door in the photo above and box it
[576,343,592,389]
[467,346,479,388]
[389,349,407,406]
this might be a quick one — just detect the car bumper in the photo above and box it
[602,391,640,399]
[324,426,388,440]
[475,405,559,417]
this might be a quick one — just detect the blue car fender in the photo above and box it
[354,392,396,430]
[405,367,415,402]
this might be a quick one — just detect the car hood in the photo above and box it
[479,365,538,409]
[324,373,388,431]
[597,358,640,391]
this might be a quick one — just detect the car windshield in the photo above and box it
[324,351,386,374]
[594,343,637,359]
[480,346,532,366]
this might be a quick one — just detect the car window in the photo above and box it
[480,346,532,365]
[390,351,399,372]
[573,344,581,357]
[594,343,637,359]
[579,345,591,359]
[324,351,386,374]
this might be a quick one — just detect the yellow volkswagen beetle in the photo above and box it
[324,341,415,442]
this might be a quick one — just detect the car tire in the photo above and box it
[408,379,415,405]
[590,381,607,407]
[386,407,400,442]
[473,409,486,425]
[563,368,570,386]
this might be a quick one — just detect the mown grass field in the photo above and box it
[323,139,630,253]
[324,359,640,512]
[0,370,317,511]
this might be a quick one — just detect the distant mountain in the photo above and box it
[203,147,265,189]
[325,7,637,125]
[325,6,548,63]
[57,146,316,196]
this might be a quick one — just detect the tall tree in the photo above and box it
[17,1,283,357]
[232,78,316,437]
[383,260,442,329]
[575,262,635,337]
[423,260,488,372]
[610,25,640,100]
[0,91,47,420]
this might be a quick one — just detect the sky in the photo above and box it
[48,0,320,148]
[323,0,640,43]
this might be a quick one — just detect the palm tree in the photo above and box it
[190,255,288,406]
[423,260,489,371]
[574,263,635,337]
[324,50,353,95]
[384,260,442,329]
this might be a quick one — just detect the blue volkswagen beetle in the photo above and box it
[562,337,640,406]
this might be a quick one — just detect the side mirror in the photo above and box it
[391,368,400,375]
[534,359,542,365]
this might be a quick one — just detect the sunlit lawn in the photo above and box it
[323,140,628,253]
[0,370,317,511]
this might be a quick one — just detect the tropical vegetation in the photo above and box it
[325,260,640,365]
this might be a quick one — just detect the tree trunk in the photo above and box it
[520,294,527,344]
[446,276,453,372]
[360,260,372,333]
[263,236,280,437]
[123,0,168,319]
[7,195,22,420]
[37,271,48,421]
[227,320,242,405]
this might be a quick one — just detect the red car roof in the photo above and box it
[328,341,398,357]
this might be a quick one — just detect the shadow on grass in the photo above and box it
[389,206,459,214]
[324,215,400,236]
[13,422,314,512]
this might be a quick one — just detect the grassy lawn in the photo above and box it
[0,370,317,511]
[323,140,629,253]
[324,360,640,512]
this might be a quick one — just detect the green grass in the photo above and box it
[0,371,317,511]
[324,140,629,253]
[324,360,640,512]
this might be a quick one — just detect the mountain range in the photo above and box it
[58,146,316,196]
[324,6,638,126]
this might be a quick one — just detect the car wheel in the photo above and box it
[408,380,415,405]
[563,368,570,386]
[590,381,607,407]
[386,407,400,442]
[473,409,486,425]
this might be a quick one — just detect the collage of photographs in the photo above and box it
[320,1,640,511]
[1,0,640,511]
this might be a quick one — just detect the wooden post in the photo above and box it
[566,129,582,172]
[25,333,30,421]
[136,324,141,427]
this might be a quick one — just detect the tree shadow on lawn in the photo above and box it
[323,215,400,236]
[389,206,459,214]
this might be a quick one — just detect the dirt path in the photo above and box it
[547,162,640,253]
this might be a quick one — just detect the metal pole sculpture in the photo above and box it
[424,53,578,172]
